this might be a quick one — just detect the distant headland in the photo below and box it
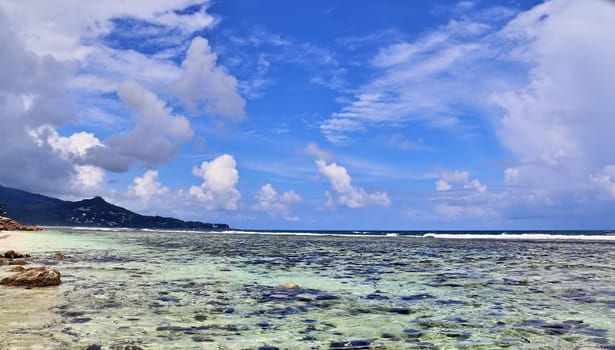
[0,184,229,230]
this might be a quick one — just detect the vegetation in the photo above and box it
[0,185,228,230]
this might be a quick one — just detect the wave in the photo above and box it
[422,233,615,241]
[220,230,392,238]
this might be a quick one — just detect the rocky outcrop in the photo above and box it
[52,252,66,259]
[277,281,300,290]
[4,250,29,259]
[0,250,31,266]
[0,266,61,287]
[0,216,42,231]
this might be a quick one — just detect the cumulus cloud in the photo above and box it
[305,142,390,209]
[493,0,615,202]
[85,81,193,172]
[174,37,246,119]
[436,170,487,193]
[0,11,94,196]
[130,170,171,200]
[45,131,103,158]
[26,127,105,196]
[0,2,224,199]
[316,160,390,208]
[189,154,241,210]
[253,184,302,218]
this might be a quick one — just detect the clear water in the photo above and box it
[1,229,614,349]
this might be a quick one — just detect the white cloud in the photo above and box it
[591,165,615,200]
[0,1,215,60]
[253,184,302,218]
[27,126,105,195]
[494,0,615,202]
[436,179,453,191]
[46,131,103,158]
[0,1,221,198]
[304,142,333,161]
[130,170,170,200]
[174,37,246,119]
[74,165,105,189]
[436,169,486,193]
[85,81,193,172]
[322,16,492,142]
[316,160,391,208]
[189,154,241,210]
[504,167,519,185]
[74,46,183,93]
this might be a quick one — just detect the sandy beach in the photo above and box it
[0,231,69,349]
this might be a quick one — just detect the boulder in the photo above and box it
[0,266,61,287]
[0,216,42,231]
[4,250,25,258]
[277,281,300,290]
[9,265,26,272]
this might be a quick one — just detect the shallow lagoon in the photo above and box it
[1,229,614,349]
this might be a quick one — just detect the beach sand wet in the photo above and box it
[0,232,70,349]
[1,229,614,349]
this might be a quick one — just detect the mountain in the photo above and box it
[0,184,229,230]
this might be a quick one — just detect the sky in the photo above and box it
[1,0,615,230]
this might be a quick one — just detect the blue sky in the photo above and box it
[1,0,615,230]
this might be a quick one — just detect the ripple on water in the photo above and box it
[1,230,614,349]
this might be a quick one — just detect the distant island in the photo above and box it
[0,184,229,230]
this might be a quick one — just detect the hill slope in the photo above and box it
[0,185,229,230]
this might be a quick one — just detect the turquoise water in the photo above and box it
[1,229,614,349]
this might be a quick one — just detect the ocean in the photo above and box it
[1,228,614,349]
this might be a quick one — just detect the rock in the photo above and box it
[9,265,26,272]
[0,266,61,287]
[8,259,28,265]
[278,281,300,290]
[4,250,25,259]
[0,216,42,231]
[53,252,67,259]
[85,345,102,350]
[330,340,371,349]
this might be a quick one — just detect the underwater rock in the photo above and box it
[85,345,101,350]
[194,314,207,321]
[278,281,300,290]
[329,339,371,349]
[8,258,28,265]
[53,252,67,259]
[0,266,61,287]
